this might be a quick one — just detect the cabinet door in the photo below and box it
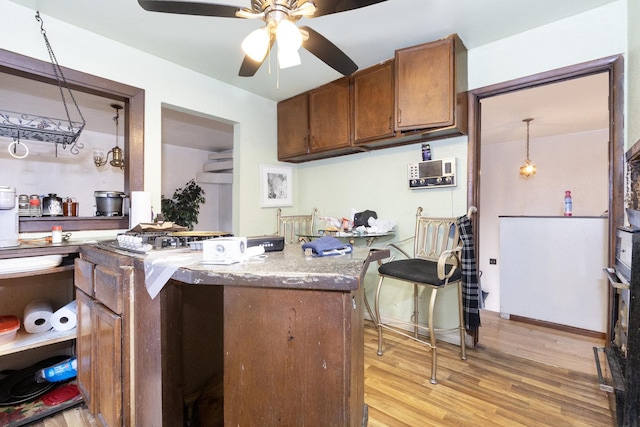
[278,93,309,160]
[309,78,351,153]
[75,257,95,297]
[76,289,95,413]
[395,37,454,131]
[353,60,394,144]
[224,287,358,425]
[94,302,123,427]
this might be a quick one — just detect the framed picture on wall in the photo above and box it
[260,164,293,207]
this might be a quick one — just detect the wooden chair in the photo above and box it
[275,208,318,244]
[374,206,474,384]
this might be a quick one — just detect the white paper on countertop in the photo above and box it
[143,250,202,299]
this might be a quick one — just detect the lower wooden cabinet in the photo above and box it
[75,288,94,413]
[75,249,132,427]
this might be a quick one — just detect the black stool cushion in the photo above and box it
[378,258,461,287]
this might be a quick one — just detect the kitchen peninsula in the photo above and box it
[76,244,389,426]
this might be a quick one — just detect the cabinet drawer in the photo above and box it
[95,266,123,315]
[75,258,94,296]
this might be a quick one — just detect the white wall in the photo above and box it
[1,0,628,334]
[479,129,609,311]
[1,0,277,239]
[0,128,124,217]
[293,1,626,334]
[161,143,232,232]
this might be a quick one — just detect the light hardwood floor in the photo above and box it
[32,310,612,426]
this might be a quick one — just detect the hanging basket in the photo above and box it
[0,109,85,153]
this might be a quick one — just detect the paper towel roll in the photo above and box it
[51,300,78,332]
[130,191,152,229]
[23,299,53,333]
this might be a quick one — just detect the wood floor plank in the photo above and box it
[34,309,612,427]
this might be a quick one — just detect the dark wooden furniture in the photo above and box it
[394,34,467,137]
[278,77,356,162]
[352,60,395,145]
[75,248,134,427]
[0,246,80,424]
[277,34,468,162]
[308,77,352,155]
[76,245,388,426]
[277,92,309,160]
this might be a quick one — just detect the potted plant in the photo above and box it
[161,179,205,231]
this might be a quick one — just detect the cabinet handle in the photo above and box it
[388,116,392,131]
[397,109,401,124]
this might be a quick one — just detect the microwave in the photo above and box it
[408,157,456,189]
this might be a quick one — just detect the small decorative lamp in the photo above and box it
[519,118,536,178]
[94,104,124,169]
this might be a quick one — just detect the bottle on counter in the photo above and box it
[564,190,573,217]
[52,226,63,244]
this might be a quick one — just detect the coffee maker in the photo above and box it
[0,186,19,248]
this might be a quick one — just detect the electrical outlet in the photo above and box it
[489,258,497,265]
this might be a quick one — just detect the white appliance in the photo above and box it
[0,186,19,248]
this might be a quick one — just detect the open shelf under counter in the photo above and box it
[0,328,76,357]
[0,263,75,279]
[19,215,129,233]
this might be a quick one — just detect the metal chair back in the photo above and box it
[276,208,317,244]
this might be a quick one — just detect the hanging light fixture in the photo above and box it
[519,118,536,178]
[239,2,315,72]
[94,104,125,169]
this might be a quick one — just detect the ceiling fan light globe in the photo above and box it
[241,27,270,61]
[276,19,302,50]
[291,1,317,17]
[278,47,301,69]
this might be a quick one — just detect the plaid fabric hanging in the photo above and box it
[457,214,481,330]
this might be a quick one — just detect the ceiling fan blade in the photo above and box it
[239,38,275,77]
[239,56,265,77]
[137,0,241,18]
[300,26,357,76]
[311,0,388,17]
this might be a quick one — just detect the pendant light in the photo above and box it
[94,104,125,169]
[519,118,536,178]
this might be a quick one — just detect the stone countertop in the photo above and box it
[133,245,390,292]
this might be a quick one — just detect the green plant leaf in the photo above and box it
[160,179,205,230]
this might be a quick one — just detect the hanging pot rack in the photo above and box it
[0,11,85,157]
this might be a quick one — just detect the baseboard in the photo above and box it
[506,313,606,339]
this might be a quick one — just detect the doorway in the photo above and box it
[160,105,234,232]
[467,55,624,334]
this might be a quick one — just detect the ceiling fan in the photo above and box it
[138,0,388,77]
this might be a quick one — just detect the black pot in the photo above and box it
[42,193,63,216]
[94,191,126,216]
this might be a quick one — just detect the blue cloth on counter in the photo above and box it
[302,236,353,257]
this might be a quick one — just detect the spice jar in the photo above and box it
[62,197,78,217]
[52,226,63,244]
[29,195,41,217]
[18,194,29,210]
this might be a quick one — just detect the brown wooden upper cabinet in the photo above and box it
[279,78,356,162]
[277,92,309,160]
[352,60,395,144]
[277,34,468,162]
[309,77,352,154]
[394,34,467,135]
